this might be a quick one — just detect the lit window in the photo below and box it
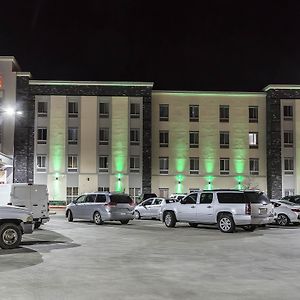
[130,103,140,118]
[249,106,258,123]
[249,158,259,175]
[38,102,48,117]
[99,128,109,145]
[283,106,293,120]
[220,158,230,175]
[130,156,140,173]
[37,128,47,144]
[159,157,169,175]
[159,131,169,147]
[190,157,199,175]
[284,158,294,175]
[219,105,229,122]
[249,132,258,148]
[36,155,47,172]
[68,128,78,144]
[159,104,169,121]
[68,156,78,172]
[99,102,109,118]
[284,131,293,147]
[220,131,229,148]
[99,156,108,172]
[189,131,199,148]
[189,105,199,122]
[67,187,78,204]
[130,129,140,145]
[68,102,78,118]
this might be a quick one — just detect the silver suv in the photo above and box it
[66,192,135,225]
[160,190,274,233]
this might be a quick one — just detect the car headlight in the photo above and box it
[26,215,33,223]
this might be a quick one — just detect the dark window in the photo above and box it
[220,158,229,175]
[37,128,47,144]
[283,105,293,120]
[181,193,197,204]
[219,105,229,122]
[130,129,140,145]
[99,128,109,145]
[130,156,140,173]
[99,103,109,118]
[110,194,133,204]
[189,131,199,148]
[217,192,245,203]
[190,157,199,174]
[96,194,107,203]
[160,104,169,121]
[38,102,48,117]
[249,158,259,175]
[284,131,293,147]
[159,131,169,147]
[200,193,213,204]
[249,106,258,123]
[189,105,199,122]
[130,103,140,118]
[68,102,78,118]
[220,131,229,148]
[85,195,96,203]
[68,128,78,144]
[159,157,169,174]
[284,158,294,174]
[99,156,108,172]
[244,191,270,204]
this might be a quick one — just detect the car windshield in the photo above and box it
[110,194,133,203]
[244,191,270,204]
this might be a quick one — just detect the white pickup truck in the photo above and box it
[0,205,34,249]
[160,190,274,233]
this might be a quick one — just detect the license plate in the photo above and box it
[259,208,267,214]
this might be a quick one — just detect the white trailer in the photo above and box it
[0,183,50,229]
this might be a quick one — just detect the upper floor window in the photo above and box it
[249,132,258,148]
[219,105,229,122]
[68,102,78,118]
[189,105,199,122]
[36,155,47,172]
[159,157,169,175]
[130,156,140,173]
[37,128,47,144]
[159,131,169,147]
[284,158,294,175]
[220,158,230,175]
[130,103,140,118]
[68,127,78,144]
[68,155,78,172]
[159,104,169,121]
[283,105,293,120]
[67,187,78,204]
[130,129,140,145]
[99,102,109,118]
[249,106,258,123]
[99,156,108,172]
[99,128,109,145]
[220,131,229,148]
[284,131,293,147]
[190,157,199,175]
[189,131,199,148]
[38,102,48,117]
[249,158,259,175]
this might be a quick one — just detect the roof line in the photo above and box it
[263,84,300,91]
[29,80,154,87]
[152,90,266,96]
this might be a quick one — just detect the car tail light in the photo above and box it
[105,202,117,208]
[129,200,135,207]
[291,209,300,212]
[245,202,251,215]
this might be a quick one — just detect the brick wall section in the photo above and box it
[29,83,153,193]
[266,88,300,199]
[14,76,35,183]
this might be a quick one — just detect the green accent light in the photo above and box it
[205,176,215,190]
[115,173,123,192]
[176,174,184,193]
[235,176,244,190]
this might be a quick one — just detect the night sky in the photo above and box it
[1,1,300,91]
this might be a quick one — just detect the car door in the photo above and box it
[141,199,155,217]
[82,194,96,219]
[148,198,163,218]
[72,195,86,219]
[177,193,198,221]
[196,192,214,223]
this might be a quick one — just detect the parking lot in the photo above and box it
[1,211,300,300]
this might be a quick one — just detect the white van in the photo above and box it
[0,183,50,229]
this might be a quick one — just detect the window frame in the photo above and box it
[249,106,258,123]
[249,132,258,149]
[68,127,78,145]
[99,102,109,118]
[99,128,109,145]
[37,128,47,144]
[190,157,199,175]
[284,131,293,147]
[219,105,229,122]
[220,131,229,148]
[159,130,169,147]
[36,155,47,172]
[130,129,140,145]
[249,158,259,175]
[130,103,140,118]
[68,101,79,118]
[159,104,169,121]
[159,157,169,175]
[189,131,199,148]
[189,105,199,122]
[37,101,48,117]
[130,156,140,173]
[284,157,294,175]
[220,158,230,175]
[99,156,109,173]
[68,155,78,173]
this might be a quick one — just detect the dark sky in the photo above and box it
[1,1,300,91]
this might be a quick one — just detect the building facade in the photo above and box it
[0,56,299,201]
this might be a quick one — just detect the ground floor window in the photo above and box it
[66,187,78,204]
[284,189,294,196]
[159,188,169,198]
[129,187,141,202]
[98,187,109,192]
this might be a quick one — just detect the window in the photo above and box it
[284,158,294,175]
[220,131,229,148]
[37,128,47,144]
[249,106,258,123]
[249,158,259,175]
[284,189,295,196]
[99,156,108,172]
[159,157,169,174]
[189,131,199,148]
[189,105,199,122]
[283,105,293,120]
[200,193,213,204]
[85,194,96,203]
[190,157,199,175]
[36,155,47,172]
[130,103,140,118]
[159,188,169,198]
[99,102,109,118]
[159,131,169,147]
[217,192,245,203]
[284,131,293,147]
[68,128,78,144]
[68,156,78,172]
[96,194,107,203]
[130,156,140,173]
[66,187,78,204]
[129,187,141,202]
[68,102,78,118]
[219,105,229,122]
[182,193,197,204]
[98,187,109,192]
[38,102,48,117]
[99,128,109,145]
[220,158,230,175]
[130,129,140,145]
[249,132,258,148]
[159,104,169,121]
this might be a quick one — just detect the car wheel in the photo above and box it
[189,223,198,228]
[134,211,141,219]
[93,211,103,225]
[0,223,22,249]
[67,210,73,222]
[164,211,176,228]
[34,222,42,229]
[242,225,256,232]
[217,214,235,233]
[120,220,130,225]
[276,214,290,226]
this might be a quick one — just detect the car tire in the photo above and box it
[93,211,103,225]
[0,223,22,249]
[164,211,176,228]
[242,225,256,232]
[189,223,198,228]
[276,214,290,226]
[34,222,41,229]
[134,211,141,219]
[217,214,235,233]
[67,210,73,222]
[120,220,130,225]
